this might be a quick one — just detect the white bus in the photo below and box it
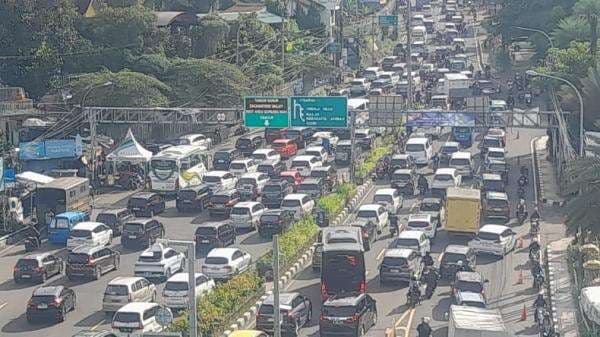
[149,145,209,194]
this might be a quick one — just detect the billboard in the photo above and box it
[19,139,82,160]
[405,111,476,127]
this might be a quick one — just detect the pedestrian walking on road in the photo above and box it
[417,317,432,337]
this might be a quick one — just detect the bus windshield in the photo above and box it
[151,159,177,170]
[321,250,365,295]
[49,217,70,229]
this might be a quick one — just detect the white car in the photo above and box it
[67,222,112,250]
[356,204,389,233]
[163,272,215,309]
[202,171,238,192]
[230,201,265,230]
[485,147,506,163]
[237,172,270,195]
[468,224,517,256]
[372,188,404,214]
[431,168,461,193]
[252,149,281,165]
[281,193,315,220]
[406,213,437,238]
[291,155,323,177]
[310,131,339,147]
[134,243,186,279]
[448,151,474,178]
[229,159,258,177]
[305,146,329,163]
[175,133,212,149]
[393,230,431,256]
[202,248,252,280]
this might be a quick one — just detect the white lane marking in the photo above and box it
[394,308,412,328]
[0,303,7,311]
[376,249,386,260]
[91,319,106,331]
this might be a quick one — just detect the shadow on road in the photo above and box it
[2,314,56,333]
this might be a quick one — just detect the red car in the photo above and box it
[272,139,298,159]
[279,171,304,192]
[265,128,286,144]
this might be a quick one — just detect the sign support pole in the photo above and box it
[349,109,356,183]
[273,235,281,337]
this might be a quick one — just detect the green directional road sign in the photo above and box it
[378,15,398,27]
[244,97,289,128]
[290,96,348,128]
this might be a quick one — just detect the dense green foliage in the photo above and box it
[356,138,394,179]
[317,183,357,216]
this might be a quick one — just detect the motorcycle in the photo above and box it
[525,92,533,106]
[531,219,540,236]
[24,236,41,252]
[533,271,545,290]
[518,175,528,187]
[517,187,526,199]
[517,210,528,225]
[375,164,388,180]
[407,288,421,308]
[390,221,398,237]
[529,247,541,263]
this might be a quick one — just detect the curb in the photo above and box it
[220,179,374,337]
[532,137,565,207]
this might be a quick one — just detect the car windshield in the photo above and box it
[450,158,470,166]
[123,223,144,232]
[406,144,424,152]
[231,207,250,215]
[105,285,128,296]
[382,256,408,267]
[456,280,483,293]
[151,159,176,170]
[298,184,319,191]
[68,253,90,264]
[323,306,356,317]
[195,227,216,236]
[478,231,500,241]
[205,257,228,265]
[434,174,453,181]
[487,199,508,207]
[420,202,440,211]
[442,146,459,154]
[96,213,117,225]
[210,195,231,204]
[252,154,267,160]
[281,199,300,207]
[50,217,70,229]
[70,229,92,238]
[261,214,281,223]
[174,139,191,145]
[393,238,419,248]
[237,178,257,186]
[165,281,189,291]
[374,195,393,203]
[139,251,162,262]
[113,312,141,324]
[203,175,222,183]
[408,221,430,228]
[393,173,411,181]
[230,162,250,171]
[483,138,501,147]
[16,259,38,268]
[441,252,467,264]
[357,210,378,218]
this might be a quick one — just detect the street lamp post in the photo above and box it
[512,26,554,49]
[526,70,585,156]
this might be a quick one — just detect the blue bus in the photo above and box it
[48,211,89,245]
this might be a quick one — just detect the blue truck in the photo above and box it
[452,126,474,147]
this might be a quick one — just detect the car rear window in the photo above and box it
[230,163,246,170]
[441,252,466,263]
[322,305,356,317]
[393,173,411,180]
[281,199,300,208]
[487,199,508,207]
[261,214,281,223]
[231,207,250,215]
[139,251,162,262]
[236,139,251,146]
[113,312,141,324]
[478,231,500,241]
[68,253,90,264]
[456,280,483,293]
[31,295,56,304]
[205,257,228,265]
[258,165,274,172]
[450,158,470,166]
[210,195,231,204]
[408,221,430,228]
[96,213,117,225]
[263,185,281,193]
[382,256,408,266]
[203,175,222,183]
[165,281,189,291]
[394,238,419,248]
[123,223,144,232]
[238,178,257,186]
[357,210,377,218]
[70,229,92,238]
[17,259,38,268]
[195,227,217,236]
[420,202,440,211]
[105,285,129,296]
[298,183,319,191]
[374,195,393,204]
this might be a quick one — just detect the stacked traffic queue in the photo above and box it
[14,125,378,336]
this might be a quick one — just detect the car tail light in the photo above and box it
[175,179,179,189]
[320,314,326,321]
[223,266,232,271]
[321,283,328,301]
[35,267,45,273]
[49,299,62,307]
[226,200,236,206]
[27,300,35,308]
[345,314,360,323]
[359,280,366,293]
[128,293,133,301]
[87,257,95,267]
[13,267,19,272]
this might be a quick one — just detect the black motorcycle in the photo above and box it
[518,175,528,187]
[517,210,528,225]
[531,219,540,236]
[24,236,41,252]
[407,288,421,308]
[533,271,545,290]
[518,187,526,199]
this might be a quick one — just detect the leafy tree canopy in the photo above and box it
[537,41,596,85]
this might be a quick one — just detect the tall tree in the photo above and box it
[552,16,590,48]
[574,0,600,57]
[190,15,230,58]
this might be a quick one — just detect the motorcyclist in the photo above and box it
[418,175,429,194]
[409,275,422,300]
[423,267,439,296]
[529,238,541,260]
[533,293,547,322]
[417,317,432,337]
[456,260,469,272]
[531,260,544,288]
[517,199,526,216]
[423,252,434,267]
[530,207,540,223]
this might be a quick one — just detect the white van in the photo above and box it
[449,151,474,178]
[112,302,162,335]
[305,146,329,163]
[350,78,370,96]
[393,230,431,256]
[281,194,315,220]
[202,171,238,192]
[291,155,323,177]
[230,202,265,230]
[252,149,280,164]
[229,159,258,176]
[411,26,427,42]
[237,172,270,195]
[363,66,382,81]
[103,277,157,313]
[405,137,432,164]
[163,272,215,309]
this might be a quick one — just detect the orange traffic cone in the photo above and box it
[520,304,527,321]
[516,270,524,284]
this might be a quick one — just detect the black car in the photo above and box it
[195,222,236,250]
[297,178,326,199]
[14,253,63,284]
[66,246,120,280]
[72,330,117,337]
[208,189,241,218]
[127,192,165,217]
[176,184,211,212]
[236,135,264,156]
[261,180,293,209]
[26,286,76,323]
[95,208,134,237]
[212,148,242,170]
[258,160,287,178]
[121,219,165,249]
[439,245,476,278]
[256,292,312,335]
[258,210,295,238]
[310,166,337,192]
[320,293,378,337]
[284,128,312,149]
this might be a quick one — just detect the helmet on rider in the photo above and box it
[457,260,463,267]
[519,198,525,206]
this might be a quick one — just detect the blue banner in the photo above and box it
[19,139,81,160]
[406,111,476,127]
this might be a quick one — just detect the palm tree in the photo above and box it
[581,65,600,127]
[561,155,600,233]
[552,16,590,48]
[574,0,600,57]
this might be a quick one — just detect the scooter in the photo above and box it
[531,219,540,236]
[517,210,528,225]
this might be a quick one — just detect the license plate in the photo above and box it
[132,207,140,210]
[22,275,31,278]
[37,304,48,309]
[391,269,399,273]
[201,240,210,243]
[129,235,137,239]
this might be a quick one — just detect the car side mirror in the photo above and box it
[444,312,449,320]
[484,279,490,283]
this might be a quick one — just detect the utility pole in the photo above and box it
[236,25,241,66]
[370,15,375,66]
[349,109,356,183]
[273,235,281,337]
[89,107,97,185]
[281,0,287,71]
[406,0,413,109]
